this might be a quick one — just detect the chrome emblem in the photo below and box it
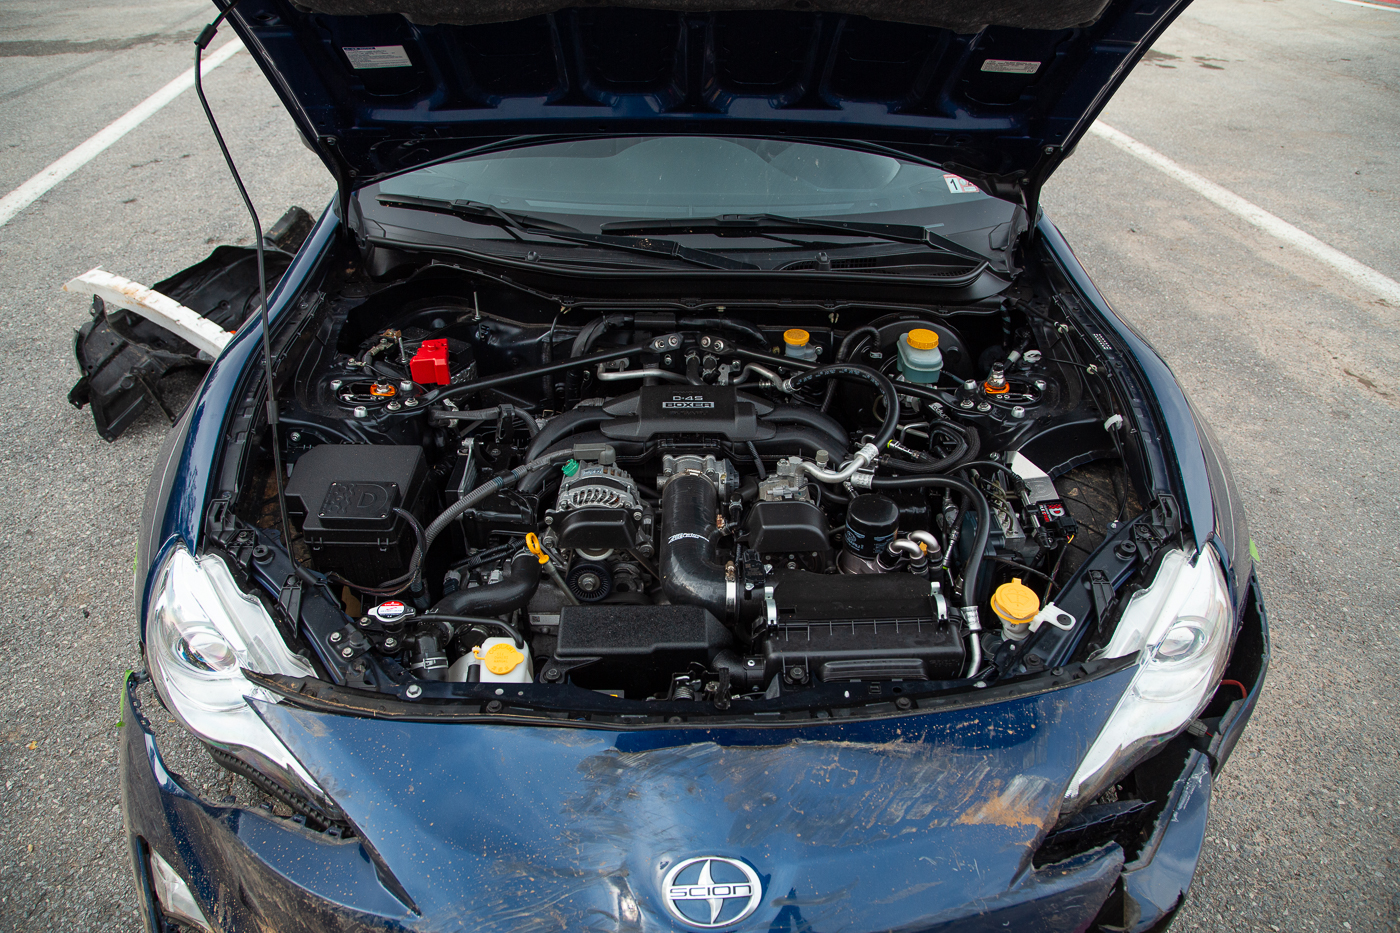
[661,856,763,928]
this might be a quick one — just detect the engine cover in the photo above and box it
[599,386,777,442]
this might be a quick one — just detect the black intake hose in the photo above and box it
[660,472,731,620]
[429,551,541,617]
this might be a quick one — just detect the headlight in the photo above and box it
[1065,547,1232,806]
[146,544,323,800]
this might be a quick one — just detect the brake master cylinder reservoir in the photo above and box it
[992,578,1040,641]
[446,636,533,683]
[783,328,819,361]
[897,328,943,384]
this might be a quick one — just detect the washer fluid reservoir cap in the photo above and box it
[783,328,810,347]
[476,641,525,676]
[906,328,940,350]
[991,578,1040,623]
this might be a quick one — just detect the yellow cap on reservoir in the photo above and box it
[476,642,525,676]
[991,578,1040,624]
[905,328,940,351]
[783,328,810,347]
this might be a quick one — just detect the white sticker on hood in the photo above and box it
[943,173,981,194]
[342,45,412,69]
[981,59,1041,74]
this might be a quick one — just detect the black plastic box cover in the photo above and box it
[286,445,429,580]
[743,500,831,555]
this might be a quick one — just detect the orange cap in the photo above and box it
[906,328,940,350]
[783,328,810,347]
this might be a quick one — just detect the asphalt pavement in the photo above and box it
[0,0,1396,930]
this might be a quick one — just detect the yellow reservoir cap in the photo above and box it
[991,578,1040,623]
[906,328,940,350]
[476,642,525,676]
[783,328,810,347]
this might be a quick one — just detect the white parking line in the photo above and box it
[1088,121,1400,306]
[0,38,244,229]
[1327,0,1400,12]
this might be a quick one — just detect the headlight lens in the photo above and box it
[145,545,322,798]
[1065,547,1233,805]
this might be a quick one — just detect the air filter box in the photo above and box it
[286,445,429,583]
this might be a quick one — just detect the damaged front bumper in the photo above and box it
[120,575,1266,933]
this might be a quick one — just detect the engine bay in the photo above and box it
[214,259,1161,710]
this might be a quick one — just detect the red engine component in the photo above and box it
[410,339,451,385]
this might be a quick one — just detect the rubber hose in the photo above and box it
[427,552,541,618]
[867,474,990,615]
[678,316,767,347]
[432,406,539,436]
[884,423,970,474]
[822,325,880,412]
[411,452,568,579]
[421,610,529,647]
[659,472,731,619]
[571,313,630,357]
[788,363,899,448]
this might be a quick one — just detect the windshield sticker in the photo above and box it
[943,174,981,194]
[981,59,1041,74]
[342,46,412,69]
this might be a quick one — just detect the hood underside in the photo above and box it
[225,0,1189,197]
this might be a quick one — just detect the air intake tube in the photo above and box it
[660,472,735,620]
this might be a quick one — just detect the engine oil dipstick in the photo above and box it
[527,533,579,605]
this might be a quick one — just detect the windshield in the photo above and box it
[378,137,997,220]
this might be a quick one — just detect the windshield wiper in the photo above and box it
[599,213,989,265]
[375,195,757,270]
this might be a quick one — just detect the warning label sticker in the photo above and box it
[943,173,981,194]
[342,45,413,69]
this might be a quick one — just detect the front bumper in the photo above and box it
[121,576,1268,933]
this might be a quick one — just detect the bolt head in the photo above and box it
[383,637,398,649]
[1011,406,1026,419]
[330,379,343,391]
[353,406,368,418]
[405,684,422,698]
[329,631,343,642]
[1034,379,1047,391]
[340,646,355,658]
[976,401,991,412]
[403,397,419,408]
[399,381,413,392]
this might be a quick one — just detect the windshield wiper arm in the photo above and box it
[375,195,757,270]
[599,213,988,264]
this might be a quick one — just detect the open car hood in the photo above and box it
[224,0,1190,204]
[250,665,1135,930]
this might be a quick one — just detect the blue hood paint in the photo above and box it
[222,0,1192,200]
[252,663,1135,930]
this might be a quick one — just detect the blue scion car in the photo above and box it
[120,0,1268,930]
